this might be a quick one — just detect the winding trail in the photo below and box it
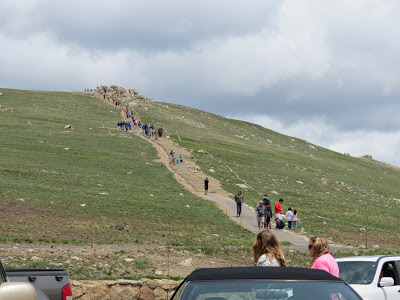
[106,96,348,252]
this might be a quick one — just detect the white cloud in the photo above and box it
[242,114,400,167]
[2,0,400,167]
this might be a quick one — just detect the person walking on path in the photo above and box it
[292,209,298,230]
[308,236,339,277]
[204,177,209,195]
[255,201,266,231]
[275,198,283,219]
[252,230,286,267]
[286,207,293,230]
[262,194,273,229]
[234,190,244,217]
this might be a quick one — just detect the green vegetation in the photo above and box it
[1,86,399,257]
[0,88,252,249]
[133,98,400,249]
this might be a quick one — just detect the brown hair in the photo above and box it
[253,230,286,267]
[309,236,330,266]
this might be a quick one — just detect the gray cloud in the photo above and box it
[1,0,400,165]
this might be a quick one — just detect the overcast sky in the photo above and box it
[1,0,400,166]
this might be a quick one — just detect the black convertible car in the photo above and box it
[171,267,362,300]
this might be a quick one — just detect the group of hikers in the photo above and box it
[114,105,164,140]
[234,191,299,231]
[170,150,184,166]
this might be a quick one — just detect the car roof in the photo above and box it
[336,255,400,263]
[186,267,343,282]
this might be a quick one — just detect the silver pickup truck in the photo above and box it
[1,260,72,300]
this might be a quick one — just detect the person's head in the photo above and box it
[259,200,264,206]
[253,230,286,267]
[264,194,268,198]
[294,209,297,215]
[275,218,279,222]
[238,190,242,195]
[279,198,283,203]
[287,207,292,211]
[309,236,330,264]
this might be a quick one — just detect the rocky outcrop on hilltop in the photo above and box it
[93,85,148,101]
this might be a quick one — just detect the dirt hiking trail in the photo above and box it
[105,96,347,252]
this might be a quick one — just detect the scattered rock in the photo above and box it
[296,181,304,185]
[124,258,134,263]
[80,204,86,207]
[179,193,184,196]
[98,192,108,195]
[31,256,43,262]
[186,205,190,208]
[64,148,69,150]
[360,228,366,233]
[178,258,192,267]
[110,225,125,230]
[308,145,316,150]
[236,184,248,189]
[271,191,279,195]
[209,169,215,173]
[155,271,163,276]
[197,150,205,153]
[64,125,73,129]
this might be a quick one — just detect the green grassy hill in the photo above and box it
[1,88,399,250]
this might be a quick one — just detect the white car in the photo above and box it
[336,255,400,300]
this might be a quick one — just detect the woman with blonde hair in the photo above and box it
[308,236,339,277]
[253,230,286,267]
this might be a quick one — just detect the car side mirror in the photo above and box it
[379,277,394,287]
[0,282,36,300]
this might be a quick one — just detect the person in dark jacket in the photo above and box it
[262,194,273,229]
[234,190,244,217]
[275,218,285,229]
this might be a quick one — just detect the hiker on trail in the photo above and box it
[252,230,286,267]
[275,217,285,229]
[309,236,339,277]
[286,207,293,230]
[170,150,176,165]
[275,198,283,219]
[204,177,209,195]
[179,154,183,164]
[158,127,163,138]
[255,201,266,231]
[234,190,243,217]
[262,194,273,229]
[292,209,298,230]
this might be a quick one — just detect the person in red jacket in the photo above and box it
[275,198,283,220]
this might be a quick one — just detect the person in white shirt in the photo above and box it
[286,207,293,230]
[252,230,286,267]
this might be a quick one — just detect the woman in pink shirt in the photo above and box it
[308,236,339,277]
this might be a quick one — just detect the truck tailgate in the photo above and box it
[6,268,69,300]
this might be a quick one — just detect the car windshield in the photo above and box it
[338,261,378,284]
[177,280,361,300]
